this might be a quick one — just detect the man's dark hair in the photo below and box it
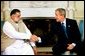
[10,9,21,16]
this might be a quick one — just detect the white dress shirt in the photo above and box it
[2,21,35,55]
[61,18,66,28]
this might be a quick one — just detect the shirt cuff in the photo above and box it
[38,37,41,43]
[72,43,76,46]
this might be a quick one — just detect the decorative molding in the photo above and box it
[1,1,84,20]
[9,1,30,8]
[9,1,68,8]
[9,1,68,17]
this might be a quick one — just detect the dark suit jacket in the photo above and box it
[50,18,81,54]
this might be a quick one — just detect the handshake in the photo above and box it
[30,34,41,43]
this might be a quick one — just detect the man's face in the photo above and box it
[11,12,21,22]
[55,11,64,22]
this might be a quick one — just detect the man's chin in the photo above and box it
[15,21,19,23]
[56,20,60,22]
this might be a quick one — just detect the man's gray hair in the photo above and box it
[55,8,66,17]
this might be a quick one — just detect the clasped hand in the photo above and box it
[30,34,39,42]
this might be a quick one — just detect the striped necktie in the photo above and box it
[61,23,68,38]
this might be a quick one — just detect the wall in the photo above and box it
[1,1,84,21]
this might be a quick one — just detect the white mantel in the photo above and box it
[1,1,84,21]
[10,8,56,17]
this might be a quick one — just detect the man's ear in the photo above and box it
[11,14,15,18]
[11,14,15,19]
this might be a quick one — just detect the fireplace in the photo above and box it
[23,17,57,47]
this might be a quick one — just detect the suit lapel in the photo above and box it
[66,19,71,30]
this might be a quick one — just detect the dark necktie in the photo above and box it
[61,23,68,38]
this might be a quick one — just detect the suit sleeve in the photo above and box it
[72,20,81,49]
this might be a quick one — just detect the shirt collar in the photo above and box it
[61,18,66,24]
[61,18,66,27]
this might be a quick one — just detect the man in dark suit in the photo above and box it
[50,8,82,55]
